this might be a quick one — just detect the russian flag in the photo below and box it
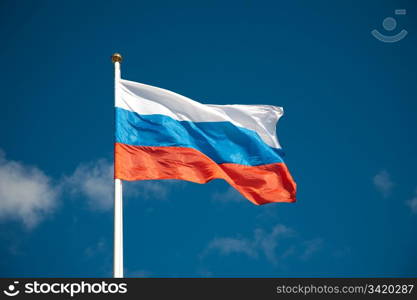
[114,79,296,205]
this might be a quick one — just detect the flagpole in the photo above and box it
[112,53,124,278]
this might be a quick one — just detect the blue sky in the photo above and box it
[0,0,416,277]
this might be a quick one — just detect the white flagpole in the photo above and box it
[112,53,124,278]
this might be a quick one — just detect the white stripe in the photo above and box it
[116,79,283,149]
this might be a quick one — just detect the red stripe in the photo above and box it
[115,143,296,205]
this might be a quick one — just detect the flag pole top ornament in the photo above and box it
[111,53,123,63]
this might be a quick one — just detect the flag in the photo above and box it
[114,79,296,205]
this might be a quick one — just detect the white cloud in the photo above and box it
[125,180,174,201]
[64,159,178,211]
[64,159,114,210]
[300,238,323,260]
[206,237,257,258]
[85,238,107,257]
[203,224,325,266]
[373,170,394,197]
[211,187,244,203]
[203,224,293,264]
[0,150,58,228]
[0,150,178,228]
[254,225,293,264]
[406,189,417,214]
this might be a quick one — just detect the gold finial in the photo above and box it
[111,53,123,63]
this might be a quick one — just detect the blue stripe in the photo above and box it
[115,107,284,166]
